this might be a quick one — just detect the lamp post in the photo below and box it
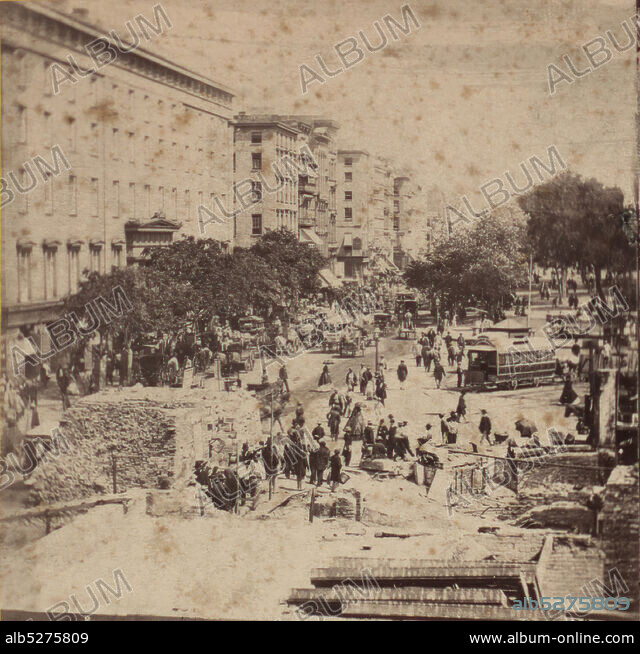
[373,326,381,371]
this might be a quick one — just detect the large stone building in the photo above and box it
[1,2,234,363]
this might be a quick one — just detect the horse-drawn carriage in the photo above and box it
[373,312,393,336]
[339,335,365,357]
[220,341,256,376]
[322,331,342,353]
[398,326,417,340]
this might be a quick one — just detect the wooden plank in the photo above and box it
[339,601,547,621]
[288,587,507,606]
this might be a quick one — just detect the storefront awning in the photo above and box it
[300,228,323,247]
[318,268,343,289]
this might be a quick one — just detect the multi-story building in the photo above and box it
[231,113,339,255]
[0,2,234,362]
[370,158,395,260]
[333,149,400,280]
[281,116,338,258]
[231,114,300,248]
[334,149,372,280]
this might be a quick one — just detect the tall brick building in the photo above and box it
[1,2,234,360]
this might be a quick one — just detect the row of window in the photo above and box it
[15,242,123,304]
[11,103,223,175]
[12,173,222,222]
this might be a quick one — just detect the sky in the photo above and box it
[40,0,638,206]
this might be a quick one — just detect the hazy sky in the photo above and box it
[42,0,637,205]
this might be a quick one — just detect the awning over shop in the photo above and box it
[300,228,323,247]
[342,233,353,248]
[371,255,400,274]
[318,268,343,289]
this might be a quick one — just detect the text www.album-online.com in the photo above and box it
[469,633,634,645]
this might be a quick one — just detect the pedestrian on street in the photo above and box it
[397,360,408,390]
[375,374,387,406]
[456,391,467,421]
[363,420,375,445]
[56,365,71,410]
[327,404,341,438]
[377,418,388,444]
[479,409,492,447]
[439,413,449,445]
[346,402,364,439]
[387,417,398,459]
[316,442,330,486]
[345,368,357,392]
[433,360,446,389]
[278,364,290,394]
[456,361,464,388]
[412,341,422,367]
[318,363,332,387]
[422,344,432,372]
[312,422,325,441]
[293,442,308,490]
[359,364,367,394]
[329,449,343,492]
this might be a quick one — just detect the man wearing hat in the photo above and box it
[387,417,398,459]
[397,360,408,390]
[363,420,375,445]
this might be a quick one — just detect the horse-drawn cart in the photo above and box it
[339,336,365,358]
[220,341,256,376]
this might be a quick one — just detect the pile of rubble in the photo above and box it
[25,397,180,505]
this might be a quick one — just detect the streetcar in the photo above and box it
[464,334,557,390]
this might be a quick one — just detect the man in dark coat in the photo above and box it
[278,364,290,393]
[316,442,331,486]
[479,409,492,446]
[312,422,325,441]
[422,344,431,372]
[397,360,408,389]
[387,418,398,458]
[376,418,388,444]
[393,422,415,460]
[329,449,343,491]
[327,404,341,438]
[262,437,280,494]
[456,391,467,421]
[363,421,375,445]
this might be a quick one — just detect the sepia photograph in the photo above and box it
[0,0,638,637]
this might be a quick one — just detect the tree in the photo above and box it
[248,228,327,318]
[518,172,634,298]
[404,210,528,319]
[63,267,196,346]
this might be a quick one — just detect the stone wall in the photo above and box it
[599,465,640,604]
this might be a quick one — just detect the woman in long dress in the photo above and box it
[318,363,332,387]
[346,403,364,439]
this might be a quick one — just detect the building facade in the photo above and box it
[231,114,339,254]
[231,114,301,248]
[0,2,234,363]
